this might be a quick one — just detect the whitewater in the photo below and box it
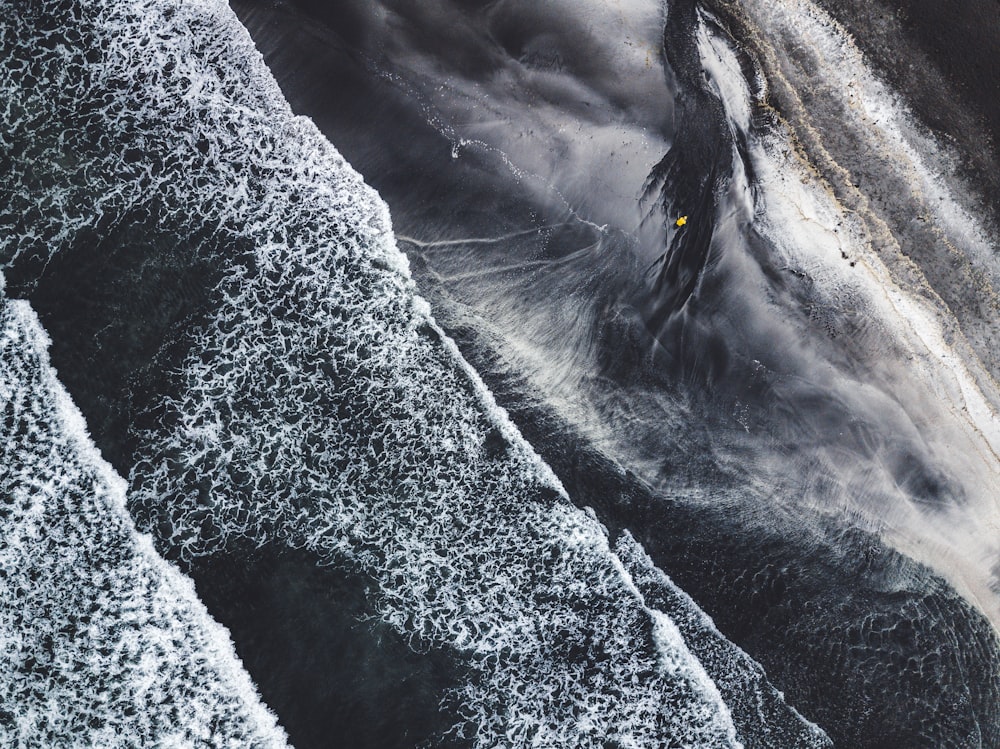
[0,290,287,746]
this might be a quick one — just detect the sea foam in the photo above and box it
[0,293,287,747]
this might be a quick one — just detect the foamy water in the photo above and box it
[0,293,287,747]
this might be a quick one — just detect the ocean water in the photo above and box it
[2,0,999,747]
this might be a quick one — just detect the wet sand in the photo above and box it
[810,0,1000,217]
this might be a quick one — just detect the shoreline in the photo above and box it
[809,0,1000,222]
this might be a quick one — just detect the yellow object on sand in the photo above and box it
[675,215,688,227]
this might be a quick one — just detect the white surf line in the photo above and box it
[398,233,607,285]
